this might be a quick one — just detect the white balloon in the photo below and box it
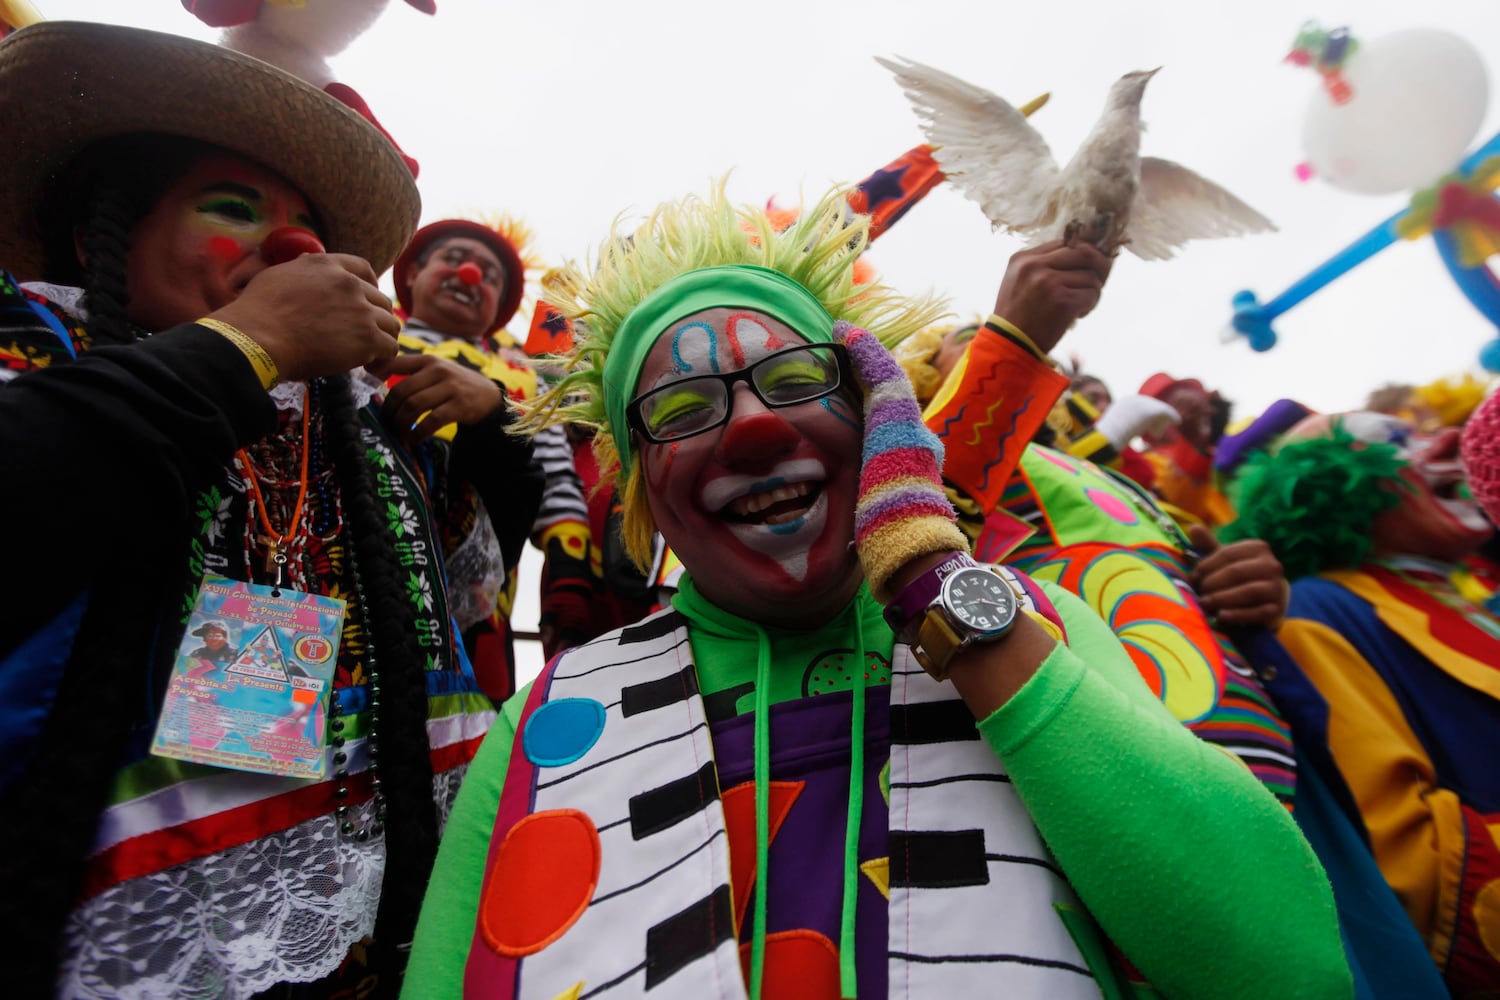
[1302,28,1489,195]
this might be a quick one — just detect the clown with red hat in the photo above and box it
[393,217,539,403]
[1134,371,1237,529]
[392,217,596,704]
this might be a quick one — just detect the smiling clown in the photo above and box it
[402,183,1350,1000]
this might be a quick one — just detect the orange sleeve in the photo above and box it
[922,326,1067,514]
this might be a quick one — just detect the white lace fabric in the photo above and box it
[269,369,386,414]
[444,499,508,631]
[59,767,469,999]
[60,802,384,1000]
[434,763,469,839]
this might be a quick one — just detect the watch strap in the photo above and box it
[883,551,976,635]
[910,565,1060,681]
[1023,608,1066,644]
[912,609,966,681]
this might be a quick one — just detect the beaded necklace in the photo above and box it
[237,387,311,594]
[234,378,384,841]
[333,536,386,841]
[306,384,342,540]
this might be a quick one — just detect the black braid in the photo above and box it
[320,376,439,988]
[0,135,211,998]
[77,180,137,346]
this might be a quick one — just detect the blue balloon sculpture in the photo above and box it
[1231,131,1500,370]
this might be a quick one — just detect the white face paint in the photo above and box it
[1331,412,1495,560]
[701,458,831,582]
[1338,411,1414,449]
[1408,429,1493,533]
[640,313,790,391]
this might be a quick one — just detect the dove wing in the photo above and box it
[876,55,1060,234]
[1125,157,1277,260]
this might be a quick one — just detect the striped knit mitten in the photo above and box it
[835,320,970,602]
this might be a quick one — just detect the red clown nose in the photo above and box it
[455,261,484,286]
[261,227,326,265]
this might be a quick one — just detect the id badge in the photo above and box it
[152,574,347,779]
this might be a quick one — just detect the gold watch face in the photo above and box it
[941,567,1018,638]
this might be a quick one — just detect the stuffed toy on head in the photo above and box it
[181,0,428,176]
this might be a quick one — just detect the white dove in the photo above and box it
[877,56,1276,259]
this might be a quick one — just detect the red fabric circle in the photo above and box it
[479,809,601,957]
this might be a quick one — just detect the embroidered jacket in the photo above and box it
[0,275,497,998]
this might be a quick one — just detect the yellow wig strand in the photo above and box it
[1413,372,1491,429]
[891,317,988,409]
[892,322,950,407]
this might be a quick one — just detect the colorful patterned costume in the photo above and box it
[989,445,1297,802]
[402,175,1347,998]
[1246,559,1500,996]
[922,333,1296,802]
[1140,439,1235,530]
[0,276,507,997]
[405,574,1350,998]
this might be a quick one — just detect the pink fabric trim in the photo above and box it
[462,666,557,998]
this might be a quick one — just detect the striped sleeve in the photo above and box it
[529,423,589,541]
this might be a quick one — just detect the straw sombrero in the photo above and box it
[0,20,420,278]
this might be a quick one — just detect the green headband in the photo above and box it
[602,264,835,471]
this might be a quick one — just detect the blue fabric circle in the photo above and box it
[523,697,607,766]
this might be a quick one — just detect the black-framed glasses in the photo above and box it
[627,343,852,445]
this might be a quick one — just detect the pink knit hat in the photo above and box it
[1461,390,1500,524]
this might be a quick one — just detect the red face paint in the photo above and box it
[124,153,318,330]
[206,236,241,261]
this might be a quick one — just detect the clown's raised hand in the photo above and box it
[835,320,970,602]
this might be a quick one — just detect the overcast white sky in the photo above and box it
[33,0,1500,681]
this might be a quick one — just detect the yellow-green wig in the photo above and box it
[515,180,947,569]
